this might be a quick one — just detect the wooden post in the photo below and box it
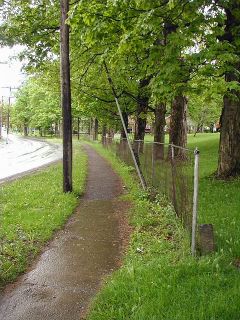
[60,0,72,193]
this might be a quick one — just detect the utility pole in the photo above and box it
[60,0,72,193]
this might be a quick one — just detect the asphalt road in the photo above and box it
[0,131,62,182]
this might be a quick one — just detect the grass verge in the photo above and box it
[0,142,87,288]
[86,141,240,320]
[187,133,240,257]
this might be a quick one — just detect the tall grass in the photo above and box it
[188,133,240,257]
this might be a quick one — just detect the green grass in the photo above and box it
[187,133,240,258]
[0,142,87,287]
[86,138,240,320]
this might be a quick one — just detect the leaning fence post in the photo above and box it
[104,61,146,190]
[191,147,200,256]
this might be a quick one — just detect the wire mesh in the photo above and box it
[102,137,195,230]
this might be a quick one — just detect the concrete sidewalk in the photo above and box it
[0,144,129,320]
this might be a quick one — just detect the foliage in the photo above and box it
[188,76,224,128]
[12,64,61,133]
[0,0,60,68]
[0,0,240,165]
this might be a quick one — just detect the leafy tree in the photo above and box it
[188,76,224,134]
[12,73,61,135]
[12,83,32,135]
[1,0,240,178]
[0,0,60,68]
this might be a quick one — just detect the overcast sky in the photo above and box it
[0,45,26,102]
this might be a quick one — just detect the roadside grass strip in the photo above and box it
[0,143,87,287]
[87,139,240,320]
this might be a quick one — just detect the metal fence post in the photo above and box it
[191,148,200,256]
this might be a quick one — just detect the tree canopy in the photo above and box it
[1,0,240,177]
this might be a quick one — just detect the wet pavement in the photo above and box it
[0,144,128,320]
[0,132,62,183]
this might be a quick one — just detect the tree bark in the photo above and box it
[134,112,146,141]
[60,0,72,193]
[88,118,92,136]
[153,103,166,160]
[133,101,147,155]
[107,128,115,139]
[133,77,150,156]
[134,87,148,142]
[93,118,98,140]
[217,3,240,178]
[23,124,28,136]
[120,111,128,139]
[169,95,187,158]
[101,124,107,144]
[54,122,60,137]
[217,84,240,177]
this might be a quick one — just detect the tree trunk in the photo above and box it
[54,122,59,137]
[23,125,28,136]
[134,97,148,155]
[61,0,72,193]
[102,124,107,144]
[87,119,91,135]
[134,114,146,141]
[107,128,114,139]
[92,118,98,140]
[217,3,240,178]
[153,103,166,160]
[169,95,187,158]
[120,111,128,139]
[218,88,240,177]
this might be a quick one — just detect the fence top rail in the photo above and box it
[169,143,194,152]
[103,136,195,153]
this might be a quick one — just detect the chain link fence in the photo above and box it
[82,134,199,254]
[102,137,197,232]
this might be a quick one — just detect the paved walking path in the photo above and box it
[0,144,129,320]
